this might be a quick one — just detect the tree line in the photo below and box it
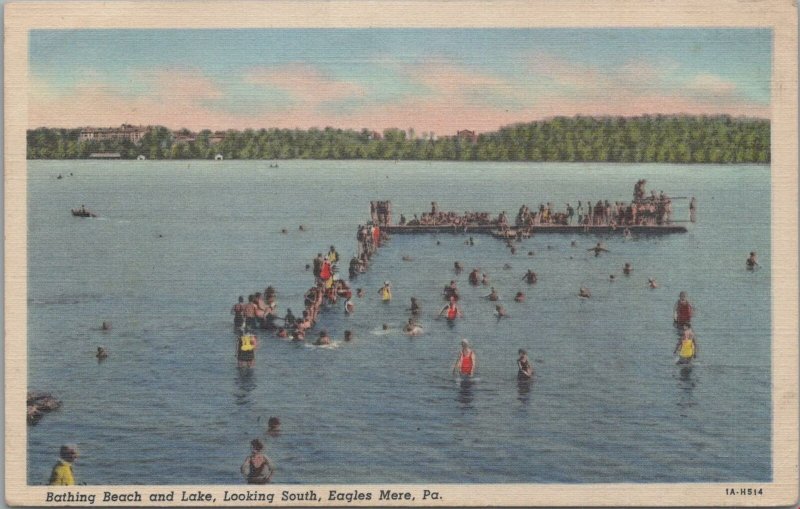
[27,114,770,163]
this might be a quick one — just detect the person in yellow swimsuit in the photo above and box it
[674,329,697,364]
[49,444,78,485]
[378,282,392,302]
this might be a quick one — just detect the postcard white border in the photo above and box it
[5,1,798,506]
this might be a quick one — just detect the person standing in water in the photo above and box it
[231,296,245,330]
[240,439,274,484]
[522,269,537,284]
[517,349,533,379]
[452,339,476,377]
[408,297,421,316]
[439,296,463,321]
[746,251,760,270]
[49,444,79,485]
[236,330,258,368]
[674,329,698,364]
[378,281,392,302]
[673,291,694,327]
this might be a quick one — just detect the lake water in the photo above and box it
[27,160,771,484]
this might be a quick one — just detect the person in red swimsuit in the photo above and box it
[673,291,694,327]
[439,297,462,321]
[452,339,476,377]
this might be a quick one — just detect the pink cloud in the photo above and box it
[244,64,365,105]
[406,61,511,97]
[687,73,738,95]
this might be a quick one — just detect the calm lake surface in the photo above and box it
[27,160,770,484]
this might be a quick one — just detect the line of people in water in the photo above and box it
[231,221,397,365]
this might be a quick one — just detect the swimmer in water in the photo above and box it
[571,240,577,247]
[528,251,534,256]
[344,298,355,315]
[485,287,499,301]
[402,255,413,262]
[403,318,423,336]
[481,273,490,285]
[452,339,476,377]
[648,278,658,289]
[579,287,591,298]
[276,328,288,338]
[623,263,633,275]
[674,328,698,364]
[468,269,480,285]
[344,330,353,342]
[495,305,508,318]
[267,417,281,437]
[95,347,108,360]
[503,263,512,270]
[609,274,616,282]
[454,261,463,274]
[517,349,533,379]
[298,224,306,231]
[746,251,759,270]
[292,330,305,342]
[356,288,364,298]
[514,291,526,303]
[314,330,332,346]
[101,321,112,331]
[587,242,609,257]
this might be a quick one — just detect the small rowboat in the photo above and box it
[71,209,97,218]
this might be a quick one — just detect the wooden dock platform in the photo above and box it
[381,224,687,235]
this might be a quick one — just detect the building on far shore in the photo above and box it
[456,129,478,144]
[79,124,149,144]
[89,152,122,159]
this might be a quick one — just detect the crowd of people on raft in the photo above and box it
[399,202,493,227]
[393,181,689,230]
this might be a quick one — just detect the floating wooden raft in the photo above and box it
[380,224,687,235]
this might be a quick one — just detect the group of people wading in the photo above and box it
[231,216,396,369]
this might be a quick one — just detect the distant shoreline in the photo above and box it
[28,114,770,164]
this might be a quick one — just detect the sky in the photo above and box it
[28,29,771,133]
